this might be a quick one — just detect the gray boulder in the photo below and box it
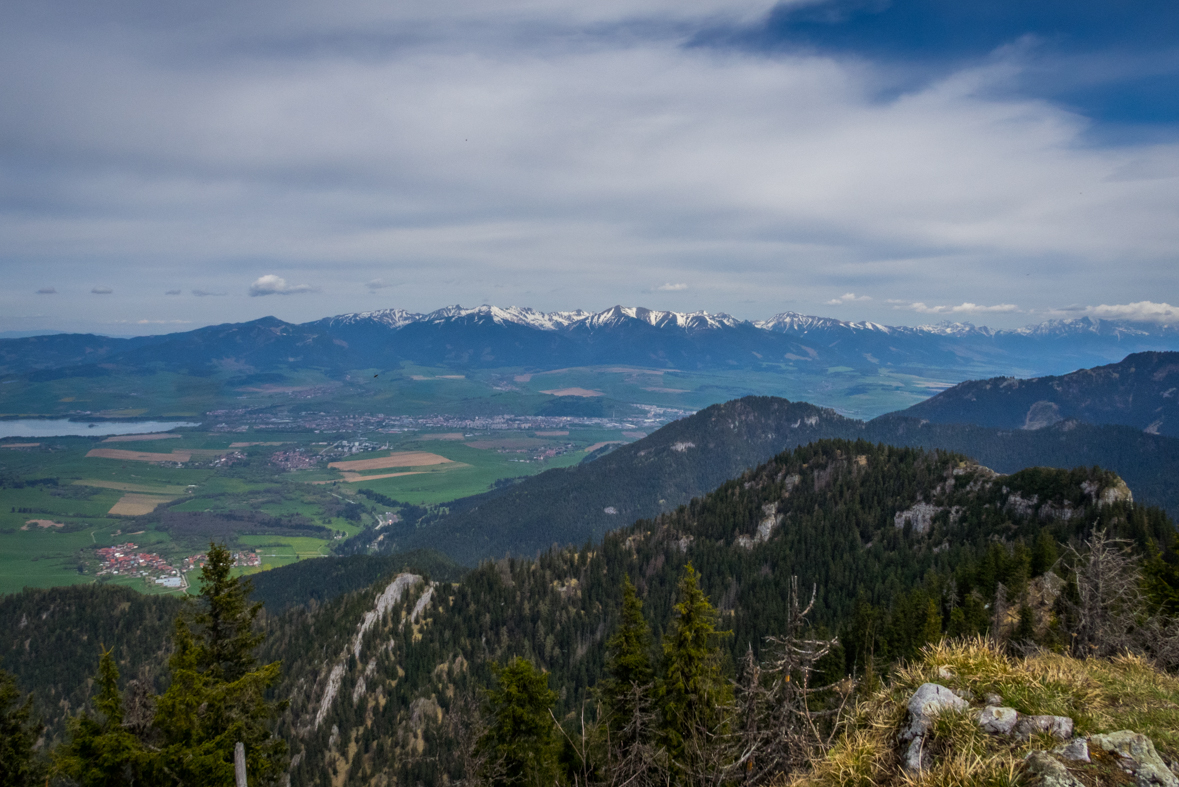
[900,683,968,772]
[976,706,1019,736]
[1053,738,1091,763]
[1025,751,1084,787]
[1015,715,1074,741]
[903,737,926,773]
[1089,731,1179,787]
[903,683,968,740]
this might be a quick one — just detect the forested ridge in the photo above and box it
[351,397,1179,567]
[5,438,1178,786]
[266,439,1177,786]
[386,397,859,563]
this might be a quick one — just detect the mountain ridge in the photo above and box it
[366,395,1179,566]
[3,305,1177,380]
[901,351,1179,437]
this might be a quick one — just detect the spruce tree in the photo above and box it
[659,564,731,781]
[602,578,654,727]
[0,669,46,787]
[54,648,145,786]
[477,656,559,787]
[150,542,287,785]
[601,578,662,785]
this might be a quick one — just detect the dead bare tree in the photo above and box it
[600,682,670,787]
[1064,529,1146,659]
[445,688,497,787]
[549,703,599,787]
[722,577,852,786]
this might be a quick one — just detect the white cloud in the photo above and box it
[0,0,1176,329]
[192,289,227,297]
[656,282,688,292]
[826,292,871,305]
[91,286,113,294]
[366,278,395,291]
[902,302,1020,315]
[1058,300,1179,325]
[36,287,56,294]
[248,275,319,296]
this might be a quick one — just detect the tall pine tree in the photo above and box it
[659,564,731,783]
[151,542,287,785]
[56,543,287,786]
[0,669,46,787]
[600,578,663,786]
[477,656,559,787]
[54,648,145,786]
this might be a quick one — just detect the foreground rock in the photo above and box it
[1025,751,1084,787]
[1089,731,1179,787]
[901,683,969,771]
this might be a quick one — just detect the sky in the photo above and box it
[1,0,1178,335]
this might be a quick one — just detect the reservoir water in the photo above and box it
[0,420,199,438]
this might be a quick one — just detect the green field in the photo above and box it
[0,357,966,594]
[0,422,633,593]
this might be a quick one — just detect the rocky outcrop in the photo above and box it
[1015,714,1074,741]
[1054,738,1090,763]
[1089,731,1179,787]
[894,503,943,535]
[1025,750,1084,787]
[900,683,1176,787]
[976,705,1018,735]
[901,683,968,771]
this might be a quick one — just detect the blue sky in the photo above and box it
[1,0,1177,334]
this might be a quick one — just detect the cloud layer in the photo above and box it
[0,0,1176,332]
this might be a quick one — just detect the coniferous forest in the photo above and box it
[3,437,1179,786]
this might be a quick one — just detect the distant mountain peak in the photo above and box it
[755,311,894,334]
[315,304,1179,342]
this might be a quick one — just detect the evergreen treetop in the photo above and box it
[0,668,46,787]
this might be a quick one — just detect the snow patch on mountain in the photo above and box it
[318,305,1179,342]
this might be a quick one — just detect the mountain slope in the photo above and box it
[392,397,860,563]
[271,441,1172,786]
[5,440,1175,774]
[900,351,1179,436]
[378,395,1179,565]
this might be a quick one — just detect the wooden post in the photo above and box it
[235,741,248,787]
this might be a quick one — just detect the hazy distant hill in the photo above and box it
[374,394,1179,565]
[901,351,1179,436]
[2,305,1177,380]
[393,397,859,563]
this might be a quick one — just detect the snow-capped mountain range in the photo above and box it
[2,304,1176,381]
[323,303,1172,340]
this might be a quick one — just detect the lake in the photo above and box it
[0,420,200,438]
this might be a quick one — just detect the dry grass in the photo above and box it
[790,638,1179,787]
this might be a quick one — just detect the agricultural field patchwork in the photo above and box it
[0,417,648,594]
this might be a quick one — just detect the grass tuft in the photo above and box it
[790,638,1179,787]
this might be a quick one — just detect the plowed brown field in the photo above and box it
[328,451,452,471]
